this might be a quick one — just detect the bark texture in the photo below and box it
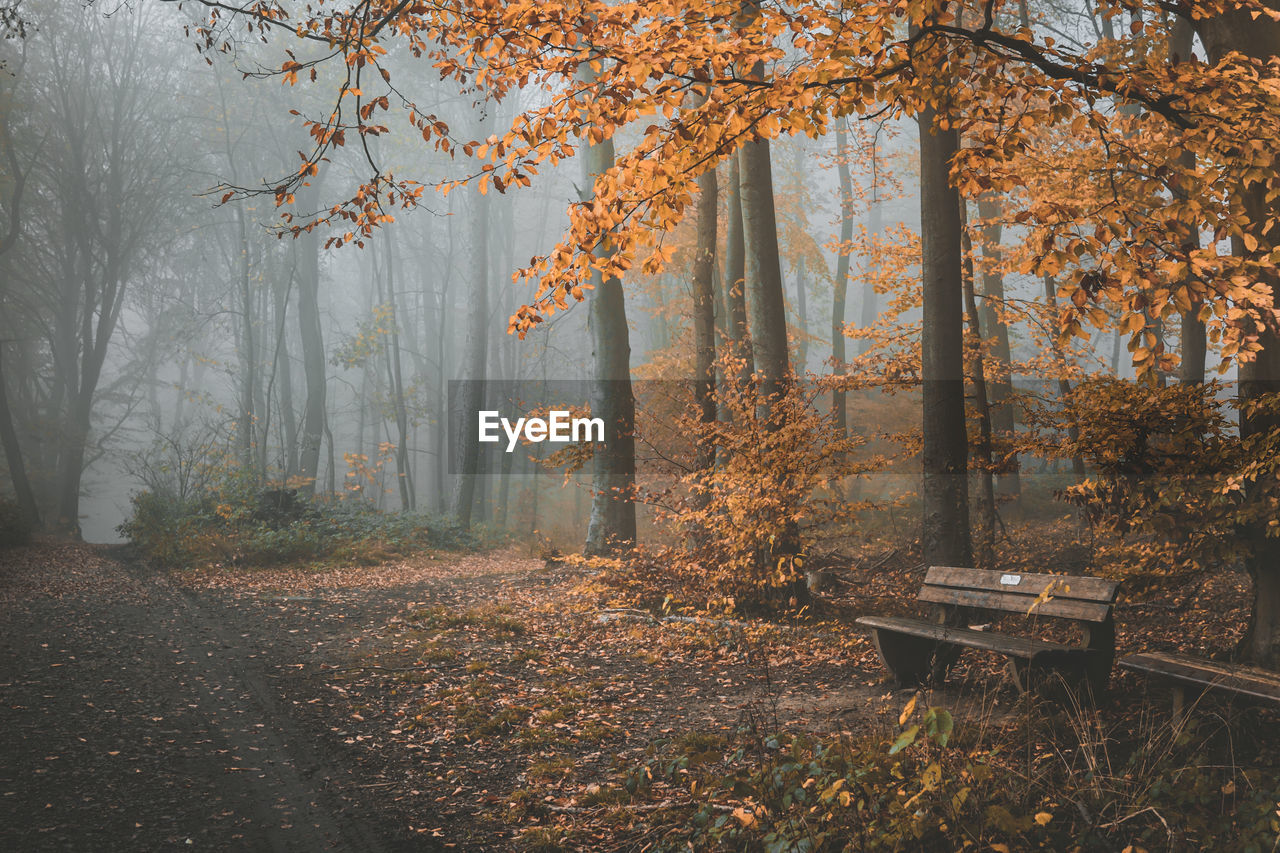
[918,105,973,568]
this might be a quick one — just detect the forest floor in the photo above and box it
[0,525,1263,851]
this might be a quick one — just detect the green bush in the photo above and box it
[119,483,479,569]
[0,497,34,548]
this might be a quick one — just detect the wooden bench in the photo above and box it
[1118,651,1280,715]
[856,566,1120,695]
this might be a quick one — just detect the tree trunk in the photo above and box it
[918,103,973,568]
[382,232,415,510]
[0,348,40,526]
[296,180,327,495]
[236,205,257,472]
[961,201,996,567]
[1044,275,1086,478]
[580,66,637,555]
[975,195,1020,498]
[722,156,753,397]
[692,153,718,485]
[451,180,490,528]
[855,142,885,356]
[274,271,299,478]
[738,138,791,410]
[1198,3,1280,665]
[736,14,804,599]
[1171,18,1206,386]
[832,125,854,441]
[794,256,809,373]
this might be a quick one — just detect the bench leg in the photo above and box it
[1007,657,1035,694]
[1168,682,1205,721]
[869,629,938,687]
[1009,654,1100,703]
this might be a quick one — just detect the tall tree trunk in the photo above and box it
[580,66,637,555]
[918,101,973,568]
[832,125,854,440]
[738,138,791,410]
[692,154,718,487]
[858,187,883,356]
[736,8,804,599]
[1044,275,1086,478]
[723,156,753,397]
[975,195,1020,497]
[961,201,995,567]
[236,206,257,472]
[855,136,885,356]
[296,180,327,495]
[794,256,809,373]
[382,232,415,510]
[451,180,490,528]
[1171,17,1206,386]
[274,272,299,478]
[1198,3,1280,665]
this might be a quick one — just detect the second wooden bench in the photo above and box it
[856,566,1120,695]
[1119,651,1280,715]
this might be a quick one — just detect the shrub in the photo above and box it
[622,369,876,613]
[611,698,1280,852]
[119,475,480,569]
[1022,377,1280,585]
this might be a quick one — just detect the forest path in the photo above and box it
[0,541,445,852]
[0,540,924,851]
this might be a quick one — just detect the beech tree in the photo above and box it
[579,61,637,556]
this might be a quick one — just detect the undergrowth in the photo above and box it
[557,694,1280,851]
[119,481,479,568]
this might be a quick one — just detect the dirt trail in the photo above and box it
[0,544,422,852]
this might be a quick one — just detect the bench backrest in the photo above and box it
[920,566,1119,623]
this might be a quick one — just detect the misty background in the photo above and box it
[0,0,1141,545]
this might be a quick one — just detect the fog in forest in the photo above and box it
[0,0,1225,549]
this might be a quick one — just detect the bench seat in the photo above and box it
[1119,651,1280,708]
[856,615,1094,661]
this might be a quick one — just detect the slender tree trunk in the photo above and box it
[794,256,809,373]
[236,206,257,472]
[832,125,854,440]
[975,195,1020,497]
[723,156,753,397]
[296,180,327,495]
[1170,18,1206,385]
[858,188,883,356]
[918,101,973,568]
[1044,275,1086,478]
[432,229,454,513]
[961,201,996,567]
[383,233,415,510]
[692,154,718,487]
[736,10,804,599]
[451,180,490,528]
[580,65,637,555]
[274,273,299,478]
